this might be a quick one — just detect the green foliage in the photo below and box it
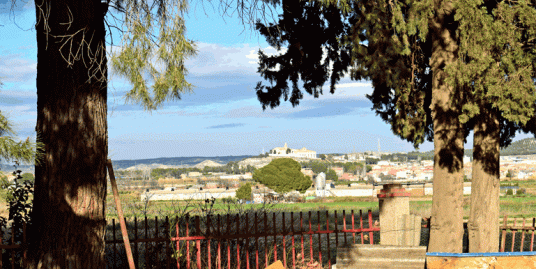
[0,87,45,166]
[0,165,35,266]
[336,161,363,174]
[301,160,328,174]
[254,0,352,110]
[110,0,199,112]
[150,162,255,179]
[517,188,526,196]
[366,165,372,173]
[21,173,34,183]
[326,169,338,182]
[445,0,536,131]
[254,0,536,151]
[252,158,312,194]
[319,154,327,161]
[235,183,252,200]
[506,170,515,180]
[506,189,514,196]
[0,172,7,185]
[381,151,434,162]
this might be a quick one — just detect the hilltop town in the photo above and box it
[115,141,536,198]
[2,140,536,191]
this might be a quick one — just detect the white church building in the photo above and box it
[268,143,317,159]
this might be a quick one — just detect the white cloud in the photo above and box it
[0,53,36,83]
[0,105,33,116]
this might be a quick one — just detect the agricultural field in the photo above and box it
[2,183,536,223]
[105,188,536,223]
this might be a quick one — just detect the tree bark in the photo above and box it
[468,103,500,252]
[427,0,465,253]
[29,0,108,268]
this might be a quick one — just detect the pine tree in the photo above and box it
[443,0,536,252]
[236,183,252,200]
[252,158,312,194]
[0,81,45,167]
[14,0,288,266]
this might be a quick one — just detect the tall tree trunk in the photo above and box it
[28,0,108,268]
[468,103,500,252]
[427,0,465,253]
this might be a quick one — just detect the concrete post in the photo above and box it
[378,184,411,245]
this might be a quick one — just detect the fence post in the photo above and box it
[501,215,507,252]
[106,159,136,269]
[377,183,416,246]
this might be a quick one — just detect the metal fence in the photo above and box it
[498,215,536,252]
[2,213,533,269]
[0,209,379,269]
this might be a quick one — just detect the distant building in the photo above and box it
[269,143,317,159]
[377,161,390,166]
[333,156,346,161]
[331,167,344,177]
[463,156,471,164]
[188,172,202,177]
[339,173,357,181]
[396,170,412,180]
[347,153,365,161]
[301,168,314,178]
[205,182,219,189]
[219,174,252,180]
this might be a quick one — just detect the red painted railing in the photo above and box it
[0,209,380,269]
[2,213,535,268]
[168,209,379,269]
[499,215,536,252]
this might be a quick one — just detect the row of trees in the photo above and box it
[149,163,257,180]
[300,160,369,175]
[381,152,434,162]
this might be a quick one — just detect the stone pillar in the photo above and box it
[378,184,411,245]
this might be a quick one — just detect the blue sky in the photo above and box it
[0,0,533,162]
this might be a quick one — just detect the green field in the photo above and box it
[104,191,536,222]
[2,187,536,223]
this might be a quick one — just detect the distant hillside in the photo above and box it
[110,155,255,170]
[0,155,257,173]
[421,137,536,157]
[462,138,536,156]
[0,164,34,174]
[500,137,536,155]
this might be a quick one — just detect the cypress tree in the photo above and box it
[253,0,536,252]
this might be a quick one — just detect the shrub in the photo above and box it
[506,189,513,196]
[0,165,34,268]
[326,169,338,182]
[20,173,34,184]
[236,183,252,200]
[517,188,526,196]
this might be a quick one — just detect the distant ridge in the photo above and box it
[414,137,536,157]
[4,138,536,173]
[110,155,254,170]
[499,137,536,156]
[193,160,225,169]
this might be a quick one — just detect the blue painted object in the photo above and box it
[426,251,536,257]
